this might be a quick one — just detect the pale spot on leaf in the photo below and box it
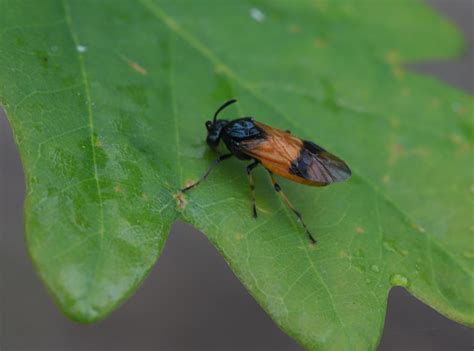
[214,64,228,74]
[412,223,426,233]
[384,49,400,65]
[184,179,195,188]
[451,101,465,114]
[249,8,265,23]
[391,66,405,79]
[174,192,188,210]
[128,61,147,75]
[389,116,400,129]
[463,250,474,259]
[388,142,405,165]
[390,274,409,287]
[314,37,327,48]
[256,206,271,215]
[166,18,179,31]
[338,250,349,259]
[449,133,471,154]
[120,55,148,75]
[384,50,404,78]
[449,133,464,145]
[288,24,301,33]
[308,242,317,250]
[76,45,87,53]
[410,147,430,158]
[313,0,328,12]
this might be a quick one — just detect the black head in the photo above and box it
[205,99,237,148]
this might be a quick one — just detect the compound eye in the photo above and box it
[205,121,212,130]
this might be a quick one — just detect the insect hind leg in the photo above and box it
[246,160,259,218]
[181,154,233,192]
[266,170,317,244]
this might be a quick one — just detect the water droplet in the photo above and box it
[371,265,380,273]
[76,45,87,53]
[390,274,409,287]
[249,7,265,23]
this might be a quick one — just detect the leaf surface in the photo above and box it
[0,1,472,349]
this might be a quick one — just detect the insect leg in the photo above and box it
[246,160,260,218]
[266,170,317,244]
[181,154,233,192]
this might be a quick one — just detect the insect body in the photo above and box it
[182,99,351,244]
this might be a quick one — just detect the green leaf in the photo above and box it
[1,0,472,349]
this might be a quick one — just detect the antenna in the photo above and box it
[213,99,237,122]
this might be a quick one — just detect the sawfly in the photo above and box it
[182,99,351,244]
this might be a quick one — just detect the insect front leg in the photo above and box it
[266,170,317,244]
[246,160,260,218]
[181,154,233,192]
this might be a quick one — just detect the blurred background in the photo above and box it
[1,1,473,350]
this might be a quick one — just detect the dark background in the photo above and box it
[1,1,473,350]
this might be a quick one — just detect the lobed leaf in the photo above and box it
[0,1,472,350]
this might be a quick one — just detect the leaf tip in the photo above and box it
[60,300,107,325]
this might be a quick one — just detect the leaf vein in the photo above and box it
[62,0,104,239]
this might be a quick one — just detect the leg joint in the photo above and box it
[274,183,281,192]
[247,161,258,174]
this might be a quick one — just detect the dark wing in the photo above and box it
[241,122,351,186]
[289,140,352,185]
